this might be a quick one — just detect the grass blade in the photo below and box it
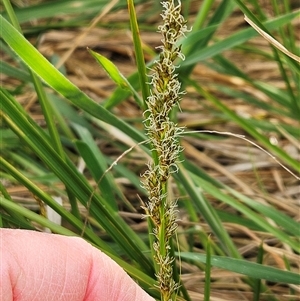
[179,252,300,285]
[0,15,145,143]
[127,0,150,109]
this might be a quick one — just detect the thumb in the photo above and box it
[0,229,155,301]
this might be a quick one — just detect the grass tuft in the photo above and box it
[1,0,299,300]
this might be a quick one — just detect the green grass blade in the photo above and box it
[195,176,299,252]
[127,0,149,109]
[1,0,133,24]
[179,252,300,285]
[227,187,299,237]
[3,0,80,218]
[74,140,118,211]
[0,15,145,144]
[204,237,212,301]
[192,0,215,29]
[103,75,138,109]
[2,0,22,32]
[253,243,264,301]
[188,79,300,173]
[0,156,118,250]
[88,49,130,89]
[0,179,32,228]
[212,53,299,110]
[89,49,143,108]
[1,87,154,274]
[181,0,236,76]
[0,61,30,82]
[177,161,240,258]
[181,10,300,67]
[0,196,78,235]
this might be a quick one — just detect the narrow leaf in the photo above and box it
[179,253,300,285]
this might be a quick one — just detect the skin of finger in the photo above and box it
[0,229,155,301]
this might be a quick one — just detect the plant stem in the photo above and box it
[141,1,189,300]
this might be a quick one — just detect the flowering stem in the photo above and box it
[141,1,189,300]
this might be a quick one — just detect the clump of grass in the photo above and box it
[141,1,189,299]
[1,0,300,300]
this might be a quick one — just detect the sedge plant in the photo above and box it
[1,0,300,300]
[141,0,189,300]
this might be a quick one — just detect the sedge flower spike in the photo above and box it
[141,1,189,300]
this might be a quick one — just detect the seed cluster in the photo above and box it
[141,1,189,300]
